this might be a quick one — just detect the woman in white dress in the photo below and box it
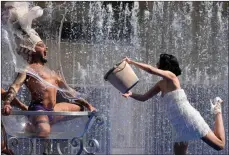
[122,54,225,154]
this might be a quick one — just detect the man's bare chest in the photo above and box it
[30,66,56,79]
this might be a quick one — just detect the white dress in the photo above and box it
[161,89,211,142]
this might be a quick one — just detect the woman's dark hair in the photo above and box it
[158,53,181,76]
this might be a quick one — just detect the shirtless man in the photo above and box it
[2,41,96,138]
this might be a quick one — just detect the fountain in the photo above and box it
[1,1,228,154]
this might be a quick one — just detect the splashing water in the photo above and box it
[1,1,228,154]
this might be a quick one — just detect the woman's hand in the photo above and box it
[122,57,132,64]
[122,91,132,98]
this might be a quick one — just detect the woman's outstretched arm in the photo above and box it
[123,57,176,80]
[123,81,161,102]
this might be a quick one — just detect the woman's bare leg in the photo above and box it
[174,142,188,155]
[201,97,225,150]
[201,112,225,150]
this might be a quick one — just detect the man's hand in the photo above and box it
[122,57,132,64]
[1,87,6,94]
[2,88,12,115]
[88,105,96,112]
[2,104,12,115]
[122,91,132,98]
[74,98,97,112]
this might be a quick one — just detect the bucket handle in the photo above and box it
[104,60,127,80]
[114,60,127,72]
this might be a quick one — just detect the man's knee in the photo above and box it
[35,121,51,138]
[54,102,83,112]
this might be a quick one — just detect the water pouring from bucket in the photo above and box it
[104,60,139,93]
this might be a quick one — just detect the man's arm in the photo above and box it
[1,88,28,110]
[4,72,26,104]
[3,72,26,115]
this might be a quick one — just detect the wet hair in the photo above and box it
[158,53,181,76]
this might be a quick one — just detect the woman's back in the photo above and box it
[158,76,181,97]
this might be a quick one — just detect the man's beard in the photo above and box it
[37,54,48,63]
[40,57,48,63]
[41,58,48,64]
